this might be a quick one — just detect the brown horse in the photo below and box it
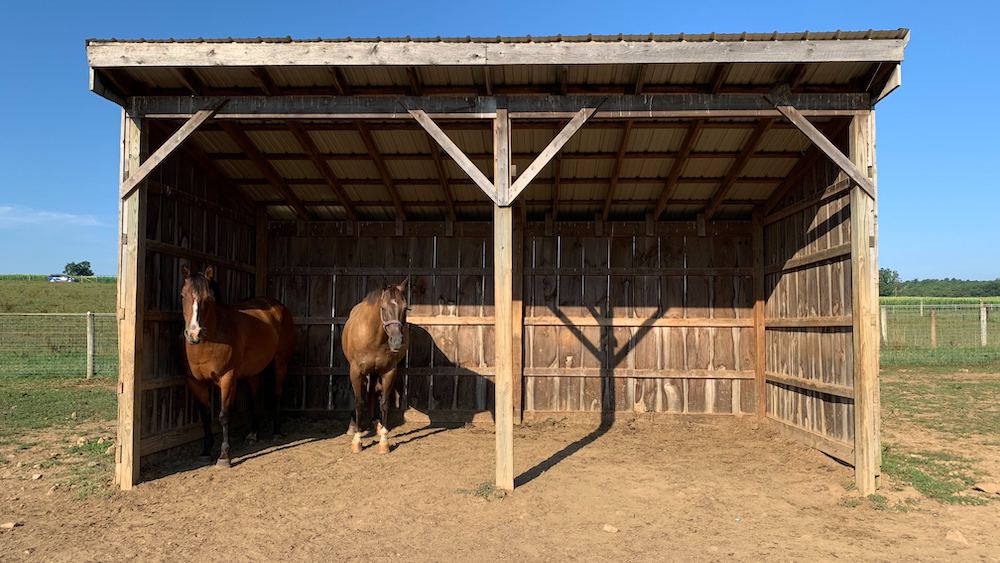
[180,265,295,467]
[342,279,409,454]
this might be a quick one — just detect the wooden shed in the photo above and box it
[86,30,908,493]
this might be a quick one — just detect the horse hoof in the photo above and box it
[216,457,232,468]
[376,442,390,455]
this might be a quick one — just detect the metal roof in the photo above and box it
[89,30,908,222]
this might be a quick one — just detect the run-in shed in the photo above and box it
[86,30,908,492]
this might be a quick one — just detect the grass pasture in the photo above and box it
[0,279,116,313]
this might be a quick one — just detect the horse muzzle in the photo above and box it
[388,336,404,353]
[184,329,204,345]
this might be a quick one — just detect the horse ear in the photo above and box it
[204,266,215,281]
[181,265,191,279]
[396,277,409,293]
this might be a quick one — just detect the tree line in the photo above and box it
[880,268,1000,297]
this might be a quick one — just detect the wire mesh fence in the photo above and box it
[881,303,1000,366]
[0,305,997,377]
[0,313,118,378]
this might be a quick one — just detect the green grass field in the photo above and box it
[0,279,116,313]
[880,296,1000,305]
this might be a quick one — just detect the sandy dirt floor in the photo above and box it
[2,411,999,562]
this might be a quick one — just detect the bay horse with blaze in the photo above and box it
[180,265,295,467]
[342,279,409,453]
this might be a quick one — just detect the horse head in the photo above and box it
[180,265,217,345]
[379,278,409,353]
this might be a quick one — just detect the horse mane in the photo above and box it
[189,274,217,301]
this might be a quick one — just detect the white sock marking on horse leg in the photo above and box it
[379,426,388,444]
[352,432,362,444]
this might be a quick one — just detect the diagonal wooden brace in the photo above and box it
[119,102,225,199]
[774,104,876,200]
[410,109,498,204]
[508,107,596,203]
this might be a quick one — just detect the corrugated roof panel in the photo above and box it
[805,62,873,85]
[725,63,789,85]
[271,160,321,180]
[643,63,704,86]
[268,206,298,220]
[216,160,260,179]
[727,182,779,200]
[329,160,380,180]
[673,182,718,200]
[291,185,336,201]
[420,66,482,88]
[386,160,436,180]
[628,127,684,152]
[741,158,797,178]
[695,128,750,153]
[370,129,427,154]
[193,131,241,153]
[266,67,338,88]
[247,131,300,153]
[307,130,367,154]
[681,158,730,178]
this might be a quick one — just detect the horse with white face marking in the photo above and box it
[180,265,296,467]
[341,279,409,454]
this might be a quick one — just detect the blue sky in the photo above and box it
[0,1,996,279]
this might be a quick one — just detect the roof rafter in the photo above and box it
[355,123,407,220]
[601,119,634,220]
[425,135,458,222]
[760,118,851,215]
[652,119,704,220]
[287,122,358,221]
[218,122,311,220]
[703,118,776,220]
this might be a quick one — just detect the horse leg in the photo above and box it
[273,358,289,438]
[367,373,379,431]
[245,376,260,445]
[349,366,366,454]
[376,368,398,454]
[217,371,237,468]
[187,378,213,461]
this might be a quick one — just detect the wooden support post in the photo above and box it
[849,110,880,495]
[982,303,989,348]
[930,310,938,349]
[115,109,148,490]
[255,208,268,296]
[880,307,888,344]
[85,311,96,379]
[752,210,766,418]
[493,109,514,491]
[513,209,524,424]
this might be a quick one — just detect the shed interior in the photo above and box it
[88,31,904,491]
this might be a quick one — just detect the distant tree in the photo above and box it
[879,268,901,296]
[64,261,94,277]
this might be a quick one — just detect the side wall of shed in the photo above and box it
[119,123,260,484]
[763,125,855,464]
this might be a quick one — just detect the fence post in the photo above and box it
[982,303,989,348]
[880,306,887,344]
[86,311,95,379]
[920,300,924,317]
[930,310,938,349]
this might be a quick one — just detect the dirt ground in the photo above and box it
[2,408,999,563]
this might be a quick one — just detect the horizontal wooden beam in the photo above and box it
[130,94,872,119]
[766,371,854,399]
[242,176,784,189]
[88,37,907,68]
[207,149,804,162]
[765,242,851,274]
[764,316,853,328]
[767,417,855,464]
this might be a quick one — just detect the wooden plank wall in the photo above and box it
[267,219,756,421]
[522,221,756,417]
[138,126,257,459]
[268,222,497,422]
[762,128,856,464]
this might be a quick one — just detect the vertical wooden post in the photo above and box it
[255,208,269,296]
[752,209,766,418]
[513,205,524,424]
[981,303,988,348]
[880,306,887,344]
[930,310,938,348]
[86,311,96,379]
[493,109,514,491]
[849,110,880,495]
[115,109,148,490]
